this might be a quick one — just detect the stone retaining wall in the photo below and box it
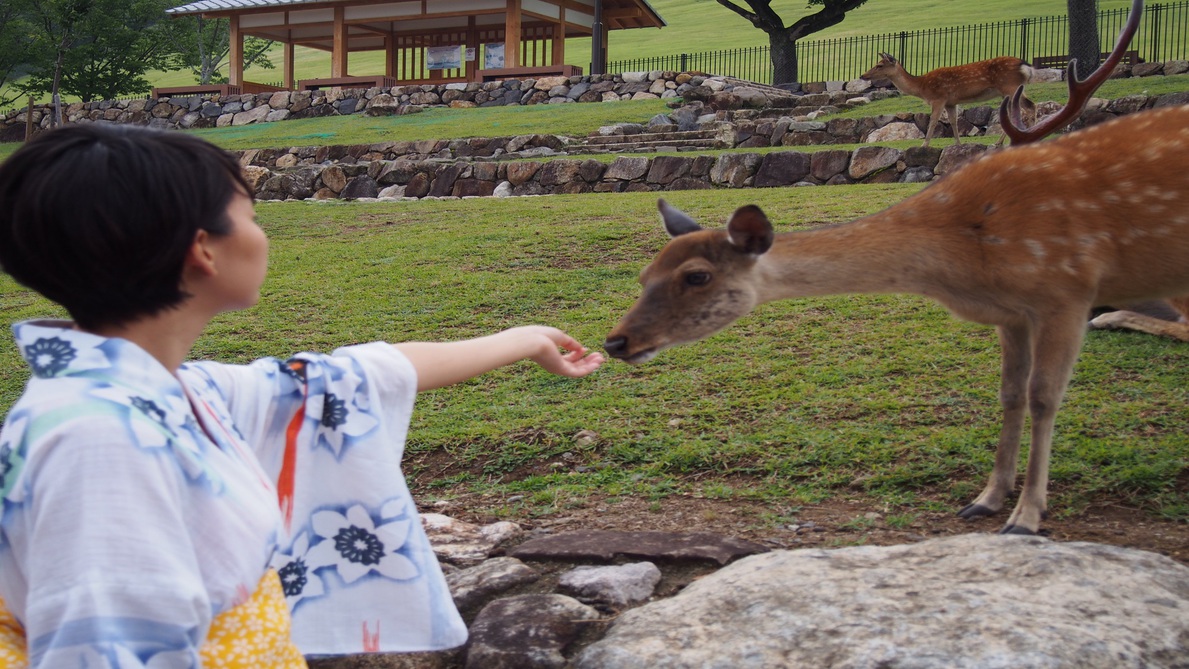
[239,89,1188,201]
[241,142,985,201]
[4,59,1186,141]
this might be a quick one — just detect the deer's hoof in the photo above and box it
[998,525,1036,537]
[957,503,997,520]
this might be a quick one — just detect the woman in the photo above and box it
[0,124,604,667]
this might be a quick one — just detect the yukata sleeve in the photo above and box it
[22,429,213,668]
[189,343,418,479]
[187,344,419,529]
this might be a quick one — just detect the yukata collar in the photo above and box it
[12,319,181,396]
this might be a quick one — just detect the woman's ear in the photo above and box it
[184,229,218,277]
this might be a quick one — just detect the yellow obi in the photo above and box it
[0,569,306,669]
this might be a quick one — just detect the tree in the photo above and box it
[165,15,275,85]
[716,0,871,86]
[19,0,183,108]
[1067,0,1100,80]
[0,0,34,108]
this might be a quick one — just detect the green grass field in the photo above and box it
[2,187,1186,526]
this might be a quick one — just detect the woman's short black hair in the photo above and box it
[0,123,253,330]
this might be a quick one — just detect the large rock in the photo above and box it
[465,595,599,669]
[753,151,811,188]
[848,145,901,179]
[866,121,925,142]
[709,152,761,188]
[575,535,1189,669]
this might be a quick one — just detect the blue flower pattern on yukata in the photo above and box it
[23,337,76,378]
[274,503,417,612]
[301,359,379,459]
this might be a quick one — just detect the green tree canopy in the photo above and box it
[166,15,275,86]
[19,0,182,103]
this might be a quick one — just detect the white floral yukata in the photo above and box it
[0,320,467,668]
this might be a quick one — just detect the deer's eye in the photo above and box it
[685,271,711,286]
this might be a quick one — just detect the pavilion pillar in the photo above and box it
[332,6,348,77]
[505,0,521,68]
[552,19,564,66]
[229,15,244,86]
[384,34,394,77]
[283,39,295,90]
[465,16,478,80]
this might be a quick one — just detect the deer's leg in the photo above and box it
[947,104,961,143]
[1000,310,1088,535]
[923,102,945,148]
[958,321,1031,520]
[1089,296,1189,342]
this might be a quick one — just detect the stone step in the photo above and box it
[582,129,720,146]
[573,140,727,154]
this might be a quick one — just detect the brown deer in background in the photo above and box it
[860,53,1035,147]
[604,0,1177,536]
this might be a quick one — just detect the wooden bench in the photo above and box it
[478,65,583,82]
[152,84,241,99]
[152,82,286,99]
[1032,50,1140,69]
[298,76,397,91]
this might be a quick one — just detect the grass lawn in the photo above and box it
[3,186,1185,526]
[1,0,1142,107]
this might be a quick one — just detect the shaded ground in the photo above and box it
[413,487,1189,566]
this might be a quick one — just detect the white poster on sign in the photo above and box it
[464,47,476,62]
[484,43,505,69]
[426,45,461,70]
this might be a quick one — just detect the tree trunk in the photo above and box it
[769,33,799,86]
[1067,0,1100,80]
[51,35,66,125]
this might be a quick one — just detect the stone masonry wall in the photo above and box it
[237,89,1188,201]
[3,59,1186,141]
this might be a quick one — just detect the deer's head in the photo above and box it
[603,199,773,364]
[860,52,900,81]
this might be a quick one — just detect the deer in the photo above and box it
[603,0,1181,536]
[860,52,1036,147]
[1089,298,1189,341]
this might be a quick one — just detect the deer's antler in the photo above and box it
[1001,0,1143,145]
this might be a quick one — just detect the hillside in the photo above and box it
[136,0,1137,94]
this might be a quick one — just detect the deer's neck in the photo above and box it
[753,205,947,304]
[886,67,925,98]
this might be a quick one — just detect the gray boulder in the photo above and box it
[575,535,1189,669]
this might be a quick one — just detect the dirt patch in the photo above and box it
[414,487,1189,566]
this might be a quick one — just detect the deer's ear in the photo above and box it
[658,198,702,237]
[880,52,895,63]
[726,205,774,256]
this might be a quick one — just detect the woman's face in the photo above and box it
[207,190,269,312]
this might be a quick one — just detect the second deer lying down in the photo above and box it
[860,53,1035,147]
[603,101,1189,535]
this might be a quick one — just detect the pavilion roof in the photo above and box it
[165,0,666,34]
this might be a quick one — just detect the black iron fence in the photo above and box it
[606,1,1189,85]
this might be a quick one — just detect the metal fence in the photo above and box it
[606,0,1189,85]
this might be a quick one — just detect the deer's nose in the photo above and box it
[603,336,628,358]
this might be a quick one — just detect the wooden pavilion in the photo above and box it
[158,0,665,96]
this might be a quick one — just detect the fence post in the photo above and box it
[1019,17,1030,62]
[681,52,688,72]
[1150,3,1163,63]
[898,31,908,62]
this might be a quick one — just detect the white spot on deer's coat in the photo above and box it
[1024,240,1046,259]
